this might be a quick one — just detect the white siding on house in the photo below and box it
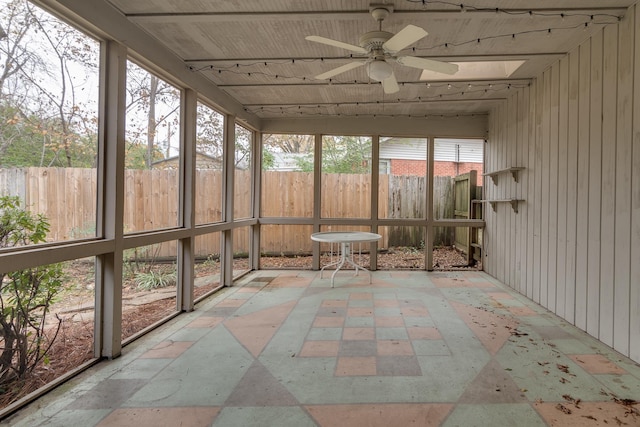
[486,4,640,363]
[379,138,484,162]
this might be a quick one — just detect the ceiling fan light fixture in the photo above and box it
[368,60,393,82]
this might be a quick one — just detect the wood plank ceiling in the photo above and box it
[106,0,632,120]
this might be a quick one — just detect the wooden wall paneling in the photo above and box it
[495,103,506,281]
[540,69,552,306]
[587,30,604,338]
[556,56,570,318]
[599,24,619,347]
[497,105,504,279]
[508,94,518,288]
[532,76,544,303]
[613,12,634,355]
[484,111,492,275]
[630,3,640,363]
[575,40,592,330]
[501,101,510,282]
[526,81,537,300]
[547,64,560,313]
[518,87,530,295]
[492,103,502,279]
[565,48,580,323]
[502,99,510,284]
[513,91,522,292]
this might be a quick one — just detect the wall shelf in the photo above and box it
[474,199,524,213]
[483,167,525,184]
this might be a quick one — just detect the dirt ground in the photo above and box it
[0,246,478,410]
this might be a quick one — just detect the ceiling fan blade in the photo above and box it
[383,25,428,53]
[397,56,459,75]
[305,35,367,54]
[315,61,365,80]
[382,73,399,94]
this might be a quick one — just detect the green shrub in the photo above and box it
[0,196,65,392]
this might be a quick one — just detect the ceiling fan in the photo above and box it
[306,5,458,94]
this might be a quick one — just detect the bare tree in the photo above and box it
[0,0,99,167]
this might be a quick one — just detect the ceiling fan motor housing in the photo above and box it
[359,31,394,52]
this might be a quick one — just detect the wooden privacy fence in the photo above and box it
[0,168,461,259]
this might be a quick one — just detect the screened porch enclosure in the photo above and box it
[1,0,640,420]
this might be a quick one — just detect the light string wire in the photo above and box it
[404,0,623,21]
[243,82,526,118]
[186,4,622,116]
[188,16,620,83]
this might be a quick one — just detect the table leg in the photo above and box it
[329,242,348,287]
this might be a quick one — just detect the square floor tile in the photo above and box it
[377,340,414,356]
[376,356,422,376]
[375,316,405,327]
[344,316,375,327]
[307,327,343,341]
[335,357,377,376]
[313,316,345,327]
[299,340,340,357]
[376,327,409,340]
[374,299,399,308]
[321,299,348,308]
[343,327,375,340]
[339,340,377,357]
[317,307,347,317]
[347,307,374,317]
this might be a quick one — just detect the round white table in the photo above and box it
[311,231,382,287]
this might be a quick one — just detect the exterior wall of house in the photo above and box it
[390,159,483,184]
[485,4,640,363]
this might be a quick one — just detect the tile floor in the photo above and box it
[3,270,640,426]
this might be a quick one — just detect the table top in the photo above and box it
[310,231,382,243]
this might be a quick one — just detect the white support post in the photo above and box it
[96,40,127,359]
[426,136,435,271]
[251,130,262,270]
[178,89,197,312]
[223,115,236,286]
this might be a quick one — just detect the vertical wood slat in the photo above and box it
[547,64,560,313]
[575,40,592,330]
[630,3,640,363]
[526,83,536,300]
[599,24,618,347]
[613,11,634,355]
[587,30,603,338]
[540,69,551,306]
[556,57,570,319]
[533,75,544,304]
[508,94,517,288]
[565,48,579,322]
[518,87,530,296]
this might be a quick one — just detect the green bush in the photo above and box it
[0,196,64,392]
